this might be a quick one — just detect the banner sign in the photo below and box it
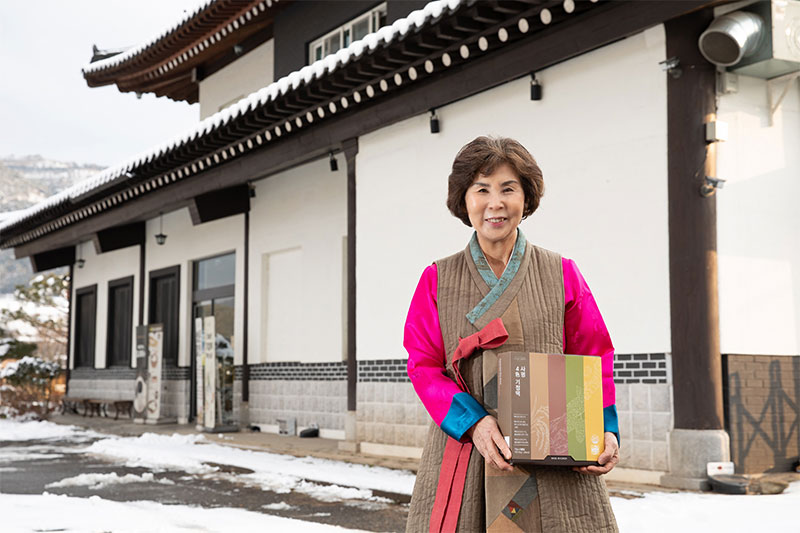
[202,316,216,430]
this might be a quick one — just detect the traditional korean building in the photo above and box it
[2,0,799,489]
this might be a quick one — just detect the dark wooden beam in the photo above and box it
[93,221,145,254]
[65,264,73,394]
[188,183,251,225]
[242,209,250,404]
[343,138,358,413]
[13,1,713,260]
[30,245,76,272]
[665,10,724,430]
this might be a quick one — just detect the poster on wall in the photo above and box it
[203,316,216,430]
[146,324,164,424]
[133,326,149,424]
[194,317,205,430]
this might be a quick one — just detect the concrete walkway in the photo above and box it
[50,413,421,473]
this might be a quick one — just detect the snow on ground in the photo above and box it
[610,481,800,531]
[46,472,175,490]
[0,493,369,533]
[0,418,103,442]
[85,431,416,496]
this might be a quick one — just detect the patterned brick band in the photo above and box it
[613,353,669,384]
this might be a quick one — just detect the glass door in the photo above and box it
[190,253,236,430]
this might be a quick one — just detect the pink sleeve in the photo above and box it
[562,258,617,408]
[404,264,464,426]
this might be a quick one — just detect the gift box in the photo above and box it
[496,352,604,466]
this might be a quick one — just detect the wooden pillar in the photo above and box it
[665,11,724,431]
[242,209,250,403]
[65,264,73,396]
[343,139,359,414]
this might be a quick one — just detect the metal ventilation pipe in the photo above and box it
[698,11,766,66]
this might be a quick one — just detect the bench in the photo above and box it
[60,397,133,420]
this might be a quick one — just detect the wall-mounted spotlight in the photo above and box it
[530,74,542,100]
[76,244,85,269]
[155,212,167,245]
[659,57,682,79]
[233,44,244,56]
[700,175,727,197]
[429,109,440,134]
[329,152,338,172]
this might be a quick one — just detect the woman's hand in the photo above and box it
[465,415,514,472]
[573,432,619,476]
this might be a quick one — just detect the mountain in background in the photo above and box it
[0,156,104,294]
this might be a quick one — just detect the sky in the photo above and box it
[0,1,206,168]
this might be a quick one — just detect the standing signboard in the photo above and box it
[202,316,216,430]
[145,324,164,424]
[133,326,148,424]
[194,317,205,430]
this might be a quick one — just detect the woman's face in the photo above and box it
[464,163,525,248]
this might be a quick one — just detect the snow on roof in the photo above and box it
[0,0,465,236]
[82,0,216,75]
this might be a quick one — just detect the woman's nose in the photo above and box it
[487,190,503,208]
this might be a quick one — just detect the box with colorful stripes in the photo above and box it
[497,352,604,466]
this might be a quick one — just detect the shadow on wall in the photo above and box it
[725,355,800,473]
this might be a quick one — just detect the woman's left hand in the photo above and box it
[573,432,619,476]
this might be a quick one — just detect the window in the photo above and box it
[74,285,97,368]
[309,3,387,63]
[149,266,180,367]
[107,276,133,367]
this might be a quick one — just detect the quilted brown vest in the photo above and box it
[406,241,618,533]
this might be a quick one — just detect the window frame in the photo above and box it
[148,265,181,368]
[74,284,98,369]
[106,276,134,368]
[307,3,387,65]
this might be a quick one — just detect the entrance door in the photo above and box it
[190,253,235,426]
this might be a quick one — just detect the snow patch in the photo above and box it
[46,472,175,490]
[0,418,103,442]
[262,501,295,511]
[85,431,416,497]
[610,481,800,532]
[0,493,370,532]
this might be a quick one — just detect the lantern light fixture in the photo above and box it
[155,212,167,245]
[430,109,440,134]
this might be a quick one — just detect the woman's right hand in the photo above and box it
[465,415,514,472]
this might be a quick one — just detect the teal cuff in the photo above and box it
[604,404,620,446]
[440,392,488,441]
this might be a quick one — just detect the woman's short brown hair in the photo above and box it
[447,136,544,227]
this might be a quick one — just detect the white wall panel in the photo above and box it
[249,156,347,363]
[70,241,140,368]
[198,39,274,119]
[717,74,800,355]
[357,26,670,359]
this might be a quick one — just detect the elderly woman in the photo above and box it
[404,137,620,532]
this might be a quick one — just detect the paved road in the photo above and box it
[0,437,409,532]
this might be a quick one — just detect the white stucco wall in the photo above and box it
[357,26,670,360]
[70,241,140,368]
[717,74,800,355]
[198,39,274,120]
[143,208,245,367]
[248,156,347,364]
